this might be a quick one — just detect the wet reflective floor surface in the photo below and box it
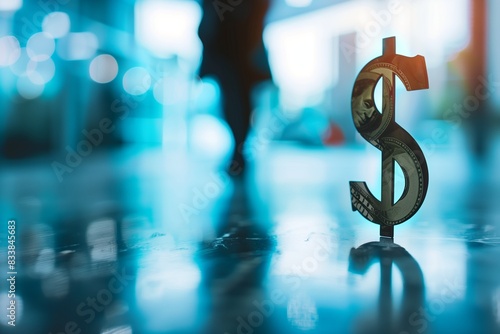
[1,142,499,334]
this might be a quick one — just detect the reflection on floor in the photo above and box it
[0,143,499,334]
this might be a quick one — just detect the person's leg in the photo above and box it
[220,72,252,176]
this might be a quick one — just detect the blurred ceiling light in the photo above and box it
[17,74,45,99]
[123,67,151,95]
[26,32,55,61]
[0,0,22,12]
[42,11,71,39]
[89,54,118,84]
[135,0,202,59]
[286,0,313,7]
[27,58,55,85]
[57,32,98,60]
[0,36,21,67]
[264,16,336,108]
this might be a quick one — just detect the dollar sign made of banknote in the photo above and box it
[350,37,429,238]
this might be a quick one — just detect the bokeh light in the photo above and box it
[192,77,220,112]
[9,48,30,76]
[57,32,99,60]
[89,54,119,84]
[27,58,56,85]
[0,0,22,12]
[189,114,233,159]
[42,12,71,39]
[0,36,21,67]
[26,32,55,61]
[17,75,44,99]
[123,67,151,95]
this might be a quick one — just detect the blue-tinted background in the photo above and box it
[0,1,499,334]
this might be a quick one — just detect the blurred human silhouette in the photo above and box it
[198,0,273,174]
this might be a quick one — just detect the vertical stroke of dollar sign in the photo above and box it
[350,37,429,238]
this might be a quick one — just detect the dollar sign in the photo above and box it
[350,37,429,238]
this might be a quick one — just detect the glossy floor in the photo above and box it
[0,141,499,334]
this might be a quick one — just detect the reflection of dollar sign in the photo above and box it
[350,37,429,238]
[348,241,425,333]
